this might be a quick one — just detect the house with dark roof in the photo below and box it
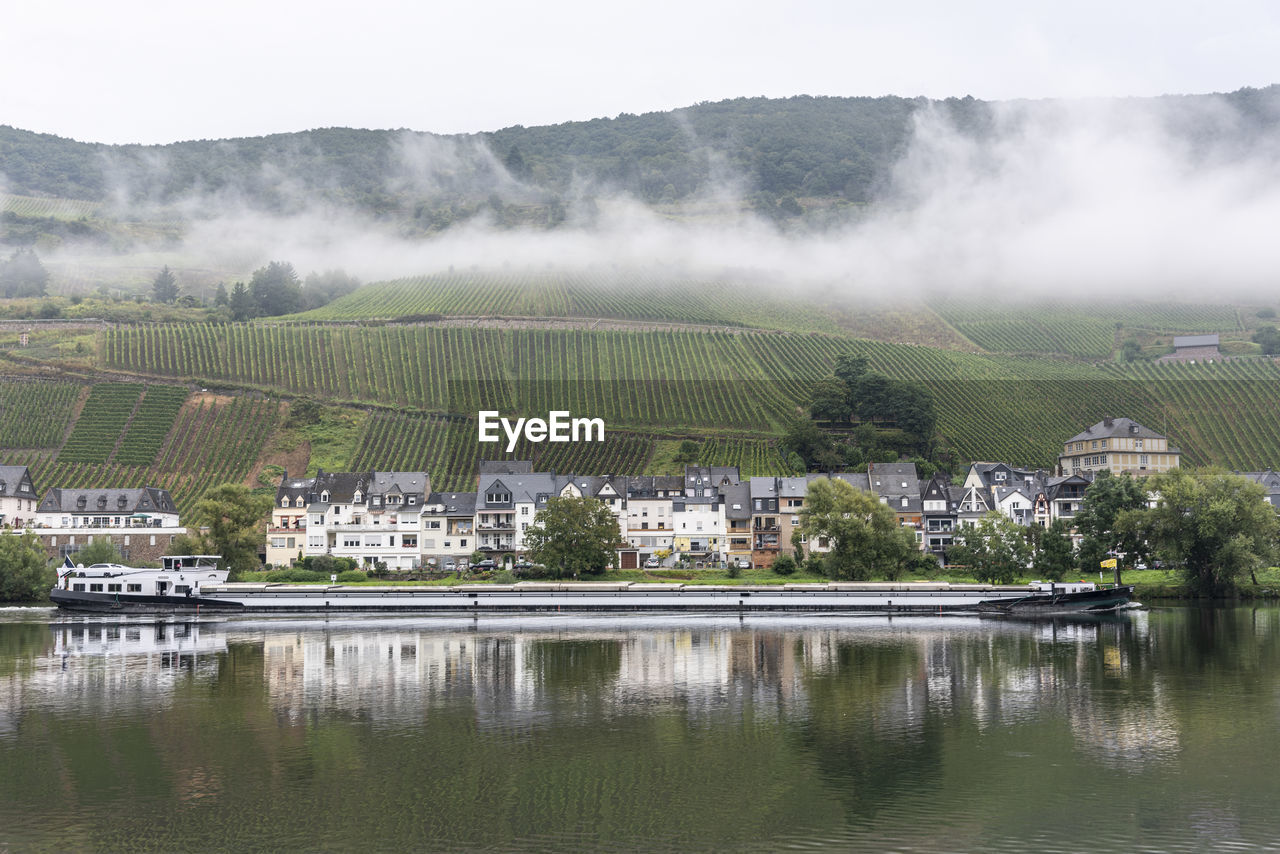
[475,468,558,557]
[421,491,478,563]
[868,462,923,545]
[1058,418,1180,476]
[0,465,39,528]
[266,472,315,567]
[621,475,683,566]
[302,470,430,570]
[32,486,183,564]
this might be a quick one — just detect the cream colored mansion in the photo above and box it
[1058,417,1180,476]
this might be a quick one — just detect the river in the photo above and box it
[1,606,1277,852]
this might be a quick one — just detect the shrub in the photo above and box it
[494,570,516,584]
[264,568,326,582]
[772,554,798,575]
[727,562,742,579]
[336,570,367,583]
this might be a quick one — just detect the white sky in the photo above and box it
[3,0,1279,145]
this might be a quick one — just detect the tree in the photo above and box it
[1253,324,1280,356]
[0,531,53,602]
[228,281,256,321]
[178,483,274,580]
[948,512,1032,584]
[809,378,854,423]
[213,282,230,307]
[1035,519,1075,582]
[151,265,179,303]
[523,496,624,579]
[1128,468,1280,596]
[780,417,843,471]
[1074,470,1151,574]
[800,477,917,581]
[0,248,49,298]
[75,539,123,566]
[249,261,302,317]
[673,439,700,464]
[302,269,360,310]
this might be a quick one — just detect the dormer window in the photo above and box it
[97,495,107,509]
[354,490,363,503]
[295,496,304,507]
[281,497,290,507]
[320,491,330,503]
[118,495,129,509]
[407,496,416,505]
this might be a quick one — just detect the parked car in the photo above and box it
[444,560,456,570]
[475,559,497,570]
[644,558,661,568]
[736,559,751,569]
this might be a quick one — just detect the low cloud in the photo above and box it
[40,90,1280,303]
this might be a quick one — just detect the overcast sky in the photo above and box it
[4,0,1279,145]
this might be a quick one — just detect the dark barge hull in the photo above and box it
[976,585,1135,615]
[51,583,1135,616]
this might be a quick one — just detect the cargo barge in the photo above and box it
[52,557,1133,615]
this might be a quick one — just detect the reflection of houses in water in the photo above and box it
[256,624,823,725]
[0,621,226,734]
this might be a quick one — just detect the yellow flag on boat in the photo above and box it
[1100,558,1118,569]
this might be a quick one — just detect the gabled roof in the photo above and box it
[275,472,315,503]
[868,463,920,496]
[0,465,37,498]
[624,475,683,498]
[371,471,430,497]
[1066,418,1166,444]
[38,486,177,516]
[477,472,558,507]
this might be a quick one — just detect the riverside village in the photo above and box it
[5,415,1278,578]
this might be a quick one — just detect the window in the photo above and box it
[407,496,416,506]
[354,491,363,503]
[296,496,304,508]
[521,506,529,516]
[108,584,122,592]
[1100,440,1108,449]
[281,497,290,507]
[127,584,142,593]
[1140,454,1149,468]
[320,491,330,502]
[1135,439,1144,451]
[426,520,441,529]
[343,537,360,548]
[89,584,103,592]
[73,583,85,592]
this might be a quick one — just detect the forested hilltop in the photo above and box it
[4,86,1280,225]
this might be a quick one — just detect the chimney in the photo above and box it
[1102,417,1114,428]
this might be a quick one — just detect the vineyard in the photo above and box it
[348,412,790,490]
[92,320,1280,473]
[0,380,80,447]
[933,299,1245,359]
[0,192,102,220]
[0,382,281,513]
[9,311,1280,512]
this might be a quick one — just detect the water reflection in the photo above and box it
[2,608,1280,852]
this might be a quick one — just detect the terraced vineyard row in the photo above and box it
[0,380,80,448]
[58,383,144,463]
[1,393,281,513]
[349,411,791,490]
[115,385,190,466]
[103,325,808,429]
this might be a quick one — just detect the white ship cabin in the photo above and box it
[61,555,227,596]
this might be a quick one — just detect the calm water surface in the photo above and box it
[2,606,1279,852]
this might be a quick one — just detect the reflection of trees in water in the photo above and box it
[796,638,945,820]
